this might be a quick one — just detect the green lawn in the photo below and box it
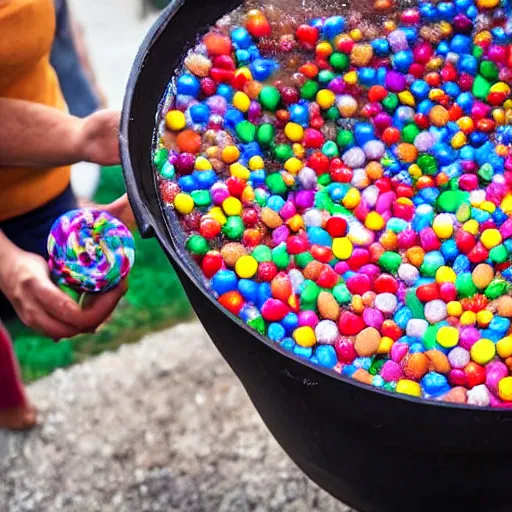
[7,166,192,382]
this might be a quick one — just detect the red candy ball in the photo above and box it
[257,261,278,282]
[308,151,330,174]
[464,362,486,389]
[200,217,221,239]
[346,273,372,295]
[326,217,348,237]
[201,252,223,278]
[373,274,399,294]
[296,24,319,46]
[338,312,366,336]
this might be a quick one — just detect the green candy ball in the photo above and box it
[259,85,281,112]
[236,120,256,143]
[222,216,244,239]
[186,234,209,256]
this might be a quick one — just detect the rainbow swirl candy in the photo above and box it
[48,209,135,294]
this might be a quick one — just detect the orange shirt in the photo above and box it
[0,0,70,221]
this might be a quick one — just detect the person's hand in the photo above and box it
[102,193,136,229]
[78,194,136,230]
[0,244,127,341]
[79,109,121,166]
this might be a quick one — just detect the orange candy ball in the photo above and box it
[429,105,450,127]
[203,32,232,56]
[396,143,418,163]
[218,291,245,315]
[246,10,271,38]
[176,130,202,154]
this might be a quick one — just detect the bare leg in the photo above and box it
[0,323,37,430]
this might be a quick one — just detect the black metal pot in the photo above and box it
[120,2,512,511]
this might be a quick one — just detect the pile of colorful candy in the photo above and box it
[153,0,512,406]
[48,209,135,300]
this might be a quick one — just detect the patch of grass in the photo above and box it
[9,166,192,382]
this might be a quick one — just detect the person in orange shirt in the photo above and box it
[0,0,133,429]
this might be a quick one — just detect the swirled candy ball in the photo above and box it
[48,209,135,293]
[153,2,512,408]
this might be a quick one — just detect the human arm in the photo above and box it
[0,231,128,341]
[0,99,120,167]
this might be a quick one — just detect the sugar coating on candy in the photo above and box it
[48,209,135,293]
[153,2,512,407]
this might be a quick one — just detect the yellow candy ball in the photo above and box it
[287,214,304,232]
[241,186,255,203]
[501,194,512,214]
[463,219,479,235]
[293,326,316,348]
[195,156,212,171]
[364,211,385,231]
[316,89,336,110]
[316,41,333,57]
[349,28,363,41]
[493,108,506,126]
[480,201,496,213]
[377,336,394,355]
[460,310,476,326]
[490,82,511,96]
[398,91,415,107]
[230,162,250,180]
[408,164,422,179]
[284,157,303,175]
[446,301,463,317]
[470,338,496,365]
[451,131,467,149]
[432,214,453,239]
[436,326,459,348]
[474,30,492,45]
[342,187,361,209]
[165,110,186,131]
[292,143,305,158]
[248,155,264,170]
[481,228,502,249]
[343,71,358,85]
[497,336,512,359]
[476,309,493,327]
[428,88,445,102]
[222,197,242,216]
[284,122,304,142]
[435,266,457,284]
[396,379,421,397]
[498,376,512,401]
[208,206,227,225]
[332,237,353,260]
[222,145,241,164]
[235,255,258,278]
[477,0,500,8]
[174,193,194,214]
[232,91,251,112]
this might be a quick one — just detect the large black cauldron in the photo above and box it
[120,2,512,510]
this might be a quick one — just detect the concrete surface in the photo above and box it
[0,322,352,512]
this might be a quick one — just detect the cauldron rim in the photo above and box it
[119,0,512,416]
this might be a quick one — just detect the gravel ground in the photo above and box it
[0,322,352,512]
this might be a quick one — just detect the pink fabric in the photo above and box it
[0,323,25,409]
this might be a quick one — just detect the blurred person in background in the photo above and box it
[51,0,105,202]
[0,0,132,429]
